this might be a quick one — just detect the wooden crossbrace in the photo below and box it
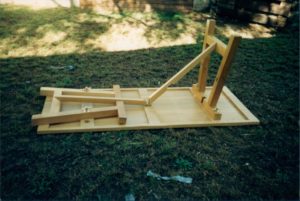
[32,106,118,125]
[37,90,61,131]
[113,85,127,125]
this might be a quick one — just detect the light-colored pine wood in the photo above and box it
[36,87,259,134]
[222,87,258,121]
[49,90,62,113]
[198,19,216,93]
[32,106,118,125]
[138,88,160,124]
[113,85,127,125]
[80,103,95,128]
[207,36,241,108]
[190,84,221,120]
[62,90,115,97]
[36,90,62,128]
[198,58,210,94]
[55,95,147,105]
[148,42,216,104]
[40,87,114,97]
[206,35,227,56]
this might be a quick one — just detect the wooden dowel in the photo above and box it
[148,42,217,104]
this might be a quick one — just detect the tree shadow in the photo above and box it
[80,0,196,43]
[0,5,110,56]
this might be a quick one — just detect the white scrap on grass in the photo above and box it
[146,170,192,184]
[125,193,135,201]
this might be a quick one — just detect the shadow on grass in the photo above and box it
[0,5,204,56]
[0,5,109,50]
[0,29,299,200]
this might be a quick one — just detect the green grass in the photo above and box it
[0,5,299,201]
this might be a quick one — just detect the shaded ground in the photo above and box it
[0,5,275,57]
[0,4,299,201]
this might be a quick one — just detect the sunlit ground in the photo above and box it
[0,5,275,58]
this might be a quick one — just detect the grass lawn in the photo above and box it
[0,5,299,201]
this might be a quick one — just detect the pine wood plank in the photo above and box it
[207,36,241,108]
[113,85,127,125]
[32,106,117,125]
[206,35,227,57]
[35,87,259,134]
[198,19,216,93]
[40,87,114,97]
[36,90,62,129]
[55,95,147,105]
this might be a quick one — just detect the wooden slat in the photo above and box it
[198,19,215,93]
[148,42,216,104]
[113,85,127,125]
[138,88,160,124]
[55,95,147,105]
[32,106,118,125]
[62,91,115,97]
[40,87,114,97]
[49,90,62,113]
[206,35,227,57]
[37,89,62,129]
[207,36,241,108]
